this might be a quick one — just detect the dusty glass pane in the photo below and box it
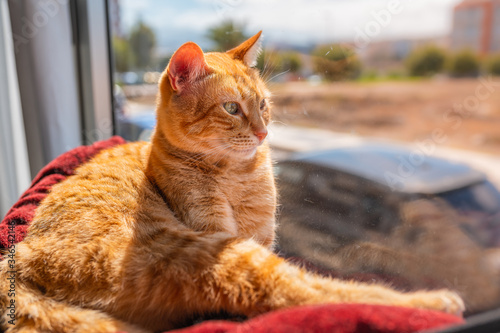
[109,0,500,318]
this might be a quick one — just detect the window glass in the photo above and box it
[109,0,500,319]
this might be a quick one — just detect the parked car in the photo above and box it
[275,143,500,247]
[274,143,500,313]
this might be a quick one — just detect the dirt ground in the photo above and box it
[126,77,500,155]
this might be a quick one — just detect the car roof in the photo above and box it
[285,142,486,194]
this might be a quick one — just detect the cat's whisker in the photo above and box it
[267,91,282,98]
[183,143,233,164]
[177,127,202,144]
[261,63,275,84]
[199,138,226,142]
[261,60,271,81]
[200,146,230,159]
[261,52,279,82]
[170,136,227,164]
[260,62,272,83]
[213,147,235,165]
[266,69,290,84]
[270,120,288,127]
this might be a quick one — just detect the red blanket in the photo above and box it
[0,137,463,333]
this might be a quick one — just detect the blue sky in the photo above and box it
[120,0,462,54]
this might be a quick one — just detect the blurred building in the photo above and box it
[451,0,500,54]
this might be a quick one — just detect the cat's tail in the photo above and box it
[0,262,148,333]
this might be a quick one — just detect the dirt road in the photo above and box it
[270,78,500,155]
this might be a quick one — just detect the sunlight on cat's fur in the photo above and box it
[0,32,464,333]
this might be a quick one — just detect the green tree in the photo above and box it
[129,21,156,69]
[112,37,134,72]
[405,46,447,77]
[447,49,480,78]
[206,20,248,51]
[485,54,500,76]
[312,44,361,81]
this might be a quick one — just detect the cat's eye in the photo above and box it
[260,99,267,111]
[223,102,240,115]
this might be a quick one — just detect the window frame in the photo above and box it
[70,0,115,145]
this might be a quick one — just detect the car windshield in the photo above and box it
[435,181,500,248]
[438,181,500,216]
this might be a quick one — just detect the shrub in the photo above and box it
[485,54,500,76]
[362,69,379,81]
[386,70,405,80]
[311,44,362,81]
[256,50,303,79]
[448,49,480,77]
[278,52,302,73]
[405,46,447,77]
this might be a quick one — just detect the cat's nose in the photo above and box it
[254,130,268,143]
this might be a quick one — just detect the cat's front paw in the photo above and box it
[409,290,465,316]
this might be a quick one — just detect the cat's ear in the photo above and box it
[167,42,211,92]
[227,31,262,67]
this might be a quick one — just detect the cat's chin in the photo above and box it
[230,147,258,159]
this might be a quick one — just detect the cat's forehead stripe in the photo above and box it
[222,75,260,109]
[222,85,241,101]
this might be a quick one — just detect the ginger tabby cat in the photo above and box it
[0,32,464,333]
